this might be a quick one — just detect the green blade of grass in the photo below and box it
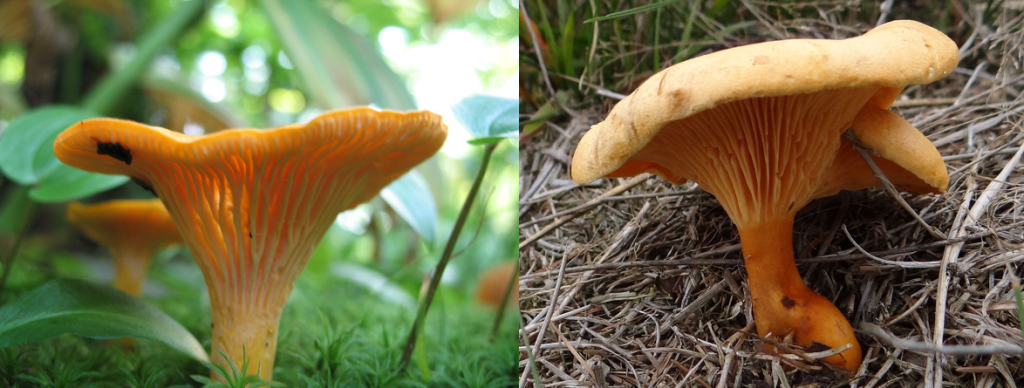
[81,0,205,115]
[584,0,684,23]
[1011,274,1024,346]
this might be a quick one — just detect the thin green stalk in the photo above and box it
[0,186,38,303]
[81,0,206,115]
[1012,274,1024,345]
[489,265,517,341]
[520,314,543,388]
[398,142,499,371]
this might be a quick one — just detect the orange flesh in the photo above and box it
[609,88,877,370]
[55,109,447,379]
[739,219,861,370]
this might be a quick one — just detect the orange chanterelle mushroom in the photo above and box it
[571,20,957,371]
[66,199,181,296]
[55,108,447,379]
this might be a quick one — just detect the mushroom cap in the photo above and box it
[813,106,949,198]
[54,108,447,212]
[571,20,958,183]
[66,199,182,254]
[55,107,447,296]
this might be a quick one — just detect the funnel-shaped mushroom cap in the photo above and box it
[569,21,957,372]
[572,20,956,189]
[66,199,181,296]
[55,108,448,379]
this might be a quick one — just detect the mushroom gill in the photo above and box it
[54,108,448,379]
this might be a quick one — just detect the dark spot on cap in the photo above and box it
[96,142,132,165]
[807,341,831,352]
[131,177,156,197]
[249,232,253,238]
[781,296,796,308]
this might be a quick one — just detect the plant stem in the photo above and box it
[1011,274,1024,346]
[0,186,38,303]
[398,142,499,371]
[490,265,517,341]
[81,0,206,115]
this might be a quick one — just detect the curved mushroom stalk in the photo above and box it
[739,219,860,369]
[55,108,448,379]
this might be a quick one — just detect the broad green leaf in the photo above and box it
[0,106,129,202]
[258,0,416,110]
[0,106,129,203]
[259,0,437,246]
[0,278,209,362]
[330,263,415,309]
[0,106,95,185]
[452,95,518,145]
[30,164,130,202]
[380,171,437,244]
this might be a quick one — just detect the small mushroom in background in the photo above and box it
[570,20,958,372]
[475,261,517,309]
[66,199,182,297]
[54,108,448,379]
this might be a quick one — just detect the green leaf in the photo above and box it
[0,278,209,362]
[380,171,437,245]
[259,0,436,243]
[330,263,414,309]
[0,106,129,202]
[452,95,518,144]
[0,106,94,185]
[29,164,130,202]
[258,0,416,110]
[522,92,566,137]
[584,0,685,23]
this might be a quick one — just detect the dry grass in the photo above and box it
[519,1,1024,386]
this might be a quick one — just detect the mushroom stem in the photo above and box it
[110,248,152,296]
[737,217,862,371]
[209,299,283,379]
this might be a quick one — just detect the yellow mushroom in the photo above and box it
[570,21,957,371]
[54,108,447,379]
[66,199,181,296]
[475,261,518,308]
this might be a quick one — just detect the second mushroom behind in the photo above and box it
[570,20,958,372]
[66,199,182,297]
[54,108,448,380]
